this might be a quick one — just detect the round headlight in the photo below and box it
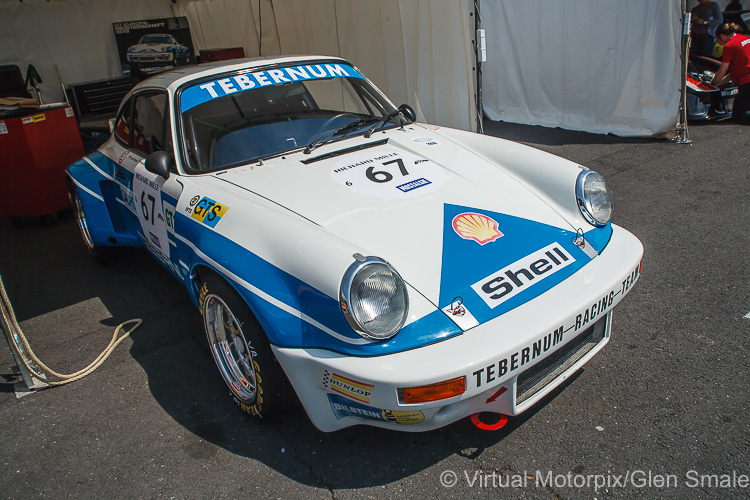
[340,256,409,340]
[576,170,613,226]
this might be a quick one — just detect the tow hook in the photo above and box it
[470,412,508,430]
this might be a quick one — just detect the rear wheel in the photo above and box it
[69,183,106,260]
[199,274,292,419]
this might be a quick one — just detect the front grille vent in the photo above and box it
[516,316,607,406]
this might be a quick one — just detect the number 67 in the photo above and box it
[366,158,409,183]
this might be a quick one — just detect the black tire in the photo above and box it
[199,274,293,419]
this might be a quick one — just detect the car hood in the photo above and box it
[130,43,173,51]
[214,127,609,328]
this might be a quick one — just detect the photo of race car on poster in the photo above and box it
[113,17,195,77]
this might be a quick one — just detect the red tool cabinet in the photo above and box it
[0,105,84,218]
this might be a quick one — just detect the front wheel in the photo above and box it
[199,274,292,419]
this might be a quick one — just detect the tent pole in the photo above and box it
[675,0,692,144]
[258,0,262,57]
[474,0,484,134]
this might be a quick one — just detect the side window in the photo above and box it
[132,92,168,157]
[114,98,133,146]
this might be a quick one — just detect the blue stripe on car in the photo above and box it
[66,157,611,356]
[438,204,612,325]
[175,211,462,356]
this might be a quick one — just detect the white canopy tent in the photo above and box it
[481,0,685,137]
[1,0,722,137]
[0,0,478,131]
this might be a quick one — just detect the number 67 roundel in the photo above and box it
[330,149,446,199]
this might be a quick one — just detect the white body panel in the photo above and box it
[275,225,642,432]
[205,124,580,306]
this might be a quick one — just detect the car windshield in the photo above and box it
[140,35,173,44]
[178,62,400,173]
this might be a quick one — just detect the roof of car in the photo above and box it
[134,54,349,93]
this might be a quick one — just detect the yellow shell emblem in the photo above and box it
[452,212,503,245]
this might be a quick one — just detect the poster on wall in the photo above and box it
[113,17,195,78]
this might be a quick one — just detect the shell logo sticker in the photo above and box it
[452,212,503,245]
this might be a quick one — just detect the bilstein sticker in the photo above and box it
[328,394,424,424]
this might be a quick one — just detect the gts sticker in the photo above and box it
[191,196,230,227]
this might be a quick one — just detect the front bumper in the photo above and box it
[127,53,174,63]
[273,224,643,432]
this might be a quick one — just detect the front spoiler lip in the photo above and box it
[273,224,643,432]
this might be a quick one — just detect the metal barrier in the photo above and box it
[0,274,48,397]
[1,273,142,395]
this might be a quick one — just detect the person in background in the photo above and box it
[724,1,744,12]
[722,1,745,38]
[713,40,725,59]
[691,0,723,57]
[712,22,750,124]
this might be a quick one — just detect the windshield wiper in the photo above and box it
[304,117,379,154]
[363,108,405,138]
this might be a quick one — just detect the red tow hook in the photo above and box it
[470,412,509,430]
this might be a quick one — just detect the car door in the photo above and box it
[111,90,186,280]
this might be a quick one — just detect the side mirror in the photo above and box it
[398,104,417,123]
[145,150,174,179]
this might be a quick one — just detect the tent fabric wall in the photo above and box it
[172,0,477,130]
[172,0,281,58]
[0,0,477,131]
[0,0,173,101]
[481,0,684,137]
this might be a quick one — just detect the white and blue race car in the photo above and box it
[66,55,643,432]
[127,34,189,66]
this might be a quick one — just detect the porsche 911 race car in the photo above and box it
[66,55,643,432]
[127,34,189,66]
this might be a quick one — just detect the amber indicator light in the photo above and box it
[402,376,466,404]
